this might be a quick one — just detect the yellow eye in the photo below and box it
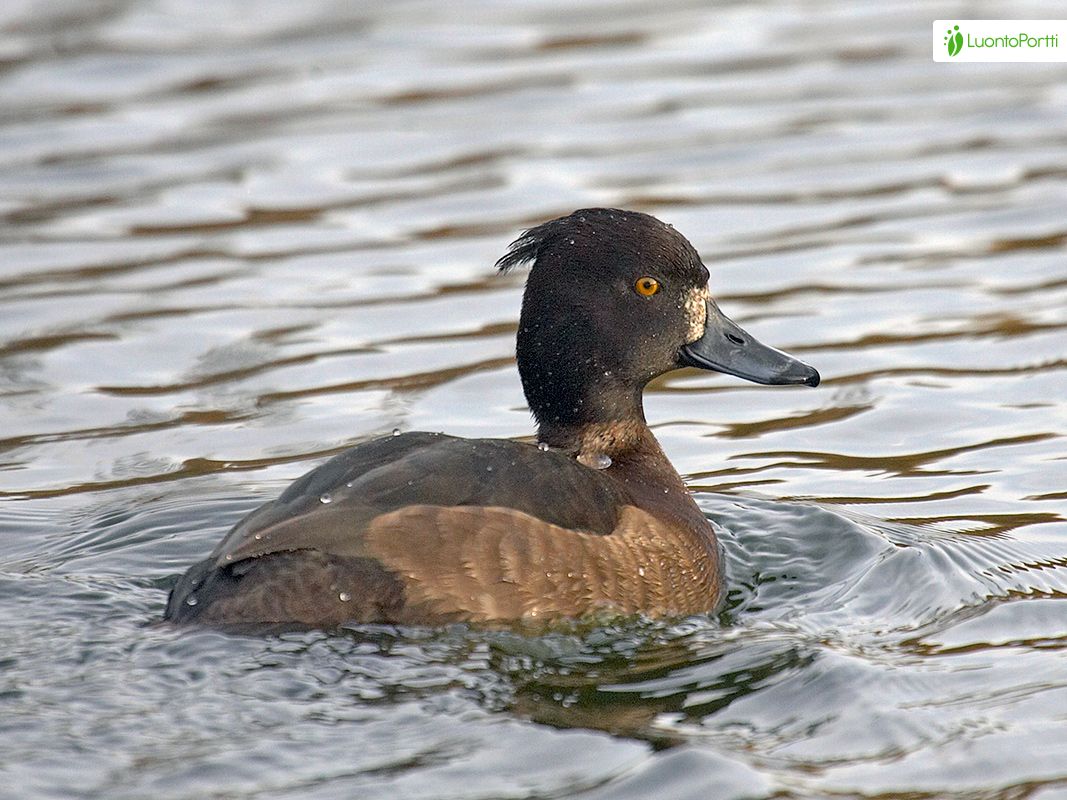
[634,276,660,297]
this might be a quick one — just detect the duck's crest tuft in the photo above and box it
[495,208,631,273]
[495,221,555,273]
[495,229,541,273]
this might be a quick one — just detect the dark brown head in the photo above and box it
[497,208,818,434]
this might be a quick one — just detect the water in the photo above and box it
[2,0,1066,797]
[578,452,613,470]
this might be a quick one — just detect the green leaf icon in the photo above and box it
[945,25,964,57]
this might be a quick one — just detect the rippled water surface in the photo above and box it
[2,1,1067,797]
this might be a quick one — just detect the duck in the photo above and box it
[164,208,819,628]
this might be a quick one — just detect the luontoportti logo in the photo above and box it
[945,24,964,56]
[935,20,1067,63]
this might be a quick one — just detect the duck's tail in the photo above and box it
[163,550,407,628]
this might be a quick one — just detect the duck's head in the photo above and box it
[497,208,819,433]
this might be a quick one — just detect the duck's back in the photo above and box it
[165,433,716,627]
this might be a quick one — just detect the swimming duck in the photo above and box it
[165,209,819,627]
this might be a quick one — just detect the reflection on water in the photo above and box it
[1,0,1066,797]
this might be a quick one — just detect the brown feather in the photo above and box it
[363,504,722,623]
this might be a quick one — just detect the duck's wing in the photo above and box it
[210,432,627,568]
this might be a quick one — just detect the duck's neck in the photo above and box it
[518,326,690,491]
[538,413,643,455]
[538,413,686,486]
[540,414,702,529]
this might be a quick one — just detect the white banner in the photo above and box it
[933,20,1067,62]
